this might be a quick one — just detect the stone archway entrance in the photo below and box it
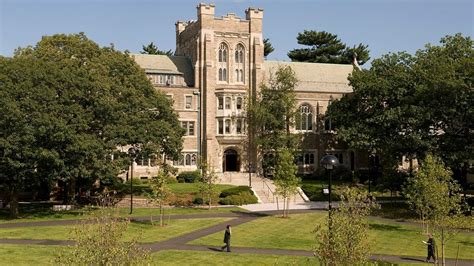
[223,149,240,172]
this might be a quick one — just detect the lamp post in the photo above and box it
[368,153,375,194]
[320,154,339,256]
[248,163,252,188]
[128,147,136,215]
[320,155,339,212]
[193,91,201,175]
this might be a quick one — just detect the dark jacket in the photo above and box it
[223,229,231,243]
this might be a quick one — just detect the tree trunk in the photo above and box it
[159,204,163,227]
[441,228,445,266]
[9,190,19,218]
[65,177,76,204]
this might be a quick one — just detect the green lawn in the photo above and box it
[0,205,244,224]
[0,218,231,243]
[189,212,474,260]
[0,245,432,265]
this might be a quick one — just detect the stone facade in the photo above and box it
[130,3,367,178]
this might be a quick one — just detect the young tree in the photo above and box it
[263,38,275,58]
[314,188,378,265]
[197,161,219,210]
[403,154,462,266]
[141,42,173,56]
[146,170,174,226]
[274,148,301,218]
[250,65,299,177]
[288,30,370,65]
[55,209,150,265]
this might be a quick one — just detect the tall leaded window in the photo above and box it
[236,97,243,110]
[218,43,228,82]
[234,44,245,83]
[296,104,313,131]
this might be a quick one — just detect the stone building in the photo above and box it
[130,3,366,179]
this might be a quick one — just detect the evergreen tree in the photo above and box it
[263,38,274,58]
[288,30,370,65]
[141,42,173,56]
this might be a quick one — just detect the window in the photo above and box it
[225,119,230,134]
[218,43,228,82]
[234,44,245,83]
[218,97,224,110]
[236,119,242,134]
[218,119,224,134]
[225,97,231,109]
[173,152,198,166]
[236,97,243,110]
[185,96,192,109]
[181,121,195,136]
[296,104,313,131]
[296,152,315,165]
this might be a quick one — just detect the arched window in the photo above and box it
[218,43,228,82]
[185,154,191,166]
[296,104,313,131]
[234,44,245,83]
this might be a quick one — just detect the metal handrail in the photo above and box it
[262,178,276,203]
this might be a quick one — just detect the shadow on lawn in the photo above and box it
[369,223,411,232]
[0,203,87,221]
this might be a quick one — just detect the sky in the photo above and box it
[0,0,472,66]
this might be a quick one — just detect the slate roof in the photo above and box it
[264,61,353,93]
[132,54,194,86]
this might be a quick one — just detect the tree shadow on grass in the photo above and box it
[369,223,411,232]
[0,203,89,221]
[458,240,474,247]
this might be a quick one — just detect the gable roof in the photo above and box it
[132,54,194,86]
[264,61,353,93]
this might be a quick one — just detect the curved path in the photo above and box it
[0,209,473,265]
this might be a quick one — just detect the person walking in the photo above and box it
[423,233,437,263]
[221,225,231,252]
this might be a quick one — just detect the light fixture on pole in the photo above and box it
[320,155,339,212]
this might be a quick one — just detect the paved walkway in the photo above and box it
[0,209,473,265]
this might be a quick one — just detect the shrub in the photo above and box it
[219,191,258,205]
[177,171,201,183]
[219,186,254,198]
[192,197,203,205]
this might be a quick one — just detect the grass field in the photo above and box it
[0,245,433,266]
[0,218,231,243]
[189,212,474,260]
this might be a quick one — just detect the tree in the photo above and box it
[55,209,150,265]
[403,154,462,266]
[197,161,219,210]
[250,65,299,177]
[146,170,173,226]
[141,42,173,56]
[288,30,370,65]
[1,33,184,215]
[314,188,378,265]
[263,38,274,58]
[274,148,301,218]
[328,34,473,182]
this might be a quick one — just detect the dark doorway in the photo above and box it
[223,149,240,172]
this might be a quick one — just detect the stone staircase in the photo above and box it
[217,172,308,204]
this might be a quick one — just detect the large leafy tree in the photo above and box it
[0,33,183,214]
[288,30,370,65]
[328,34,473,181]
[141,42,173,56]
